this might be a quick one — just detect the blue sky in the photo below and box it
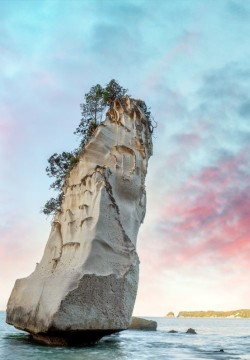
[1,0,250,315]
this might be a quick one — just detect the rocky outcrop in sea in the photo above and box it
[129,317,157,331]
[6,97,152,345]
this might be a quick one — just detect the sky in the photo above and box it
[1,0,250,316]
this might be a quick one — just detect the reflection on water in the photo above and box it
[1,313,250,360]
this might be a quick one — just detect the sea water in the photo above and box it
[1,311,250,359]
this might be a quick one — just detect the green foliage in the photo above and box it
[43,152,79,215]
[83,83,105,124]
[87,121,99,137]
[46,152,79,191]
[74,79,128,146]
[102,79,128,106]
[137,100,156,134]
[43,193,64,216]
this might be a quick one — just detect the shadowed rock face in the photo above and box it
[6,97,152,345]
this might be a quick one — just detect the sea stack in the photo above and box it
[6,96,152,345]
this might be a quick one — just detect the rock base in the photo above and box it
[31,330,121,346]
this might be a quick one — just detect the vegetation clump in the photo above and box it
[74,80,128,147]
[42,79,154,216]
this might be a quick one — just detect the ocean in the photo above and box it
[1,311,250,359]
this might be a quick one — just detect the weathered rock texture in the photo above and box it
[129,317,157,331]
[6,97,152,345]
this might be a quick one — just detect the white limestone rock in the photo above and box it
[6,97,152,344]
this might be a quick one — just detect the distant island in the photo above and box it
[166,312,175,318]
[166,310,250,318]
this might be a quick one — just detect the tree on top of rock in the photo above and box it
[74,80,128,145]
[42,79,153,216]
[102,79,128,106]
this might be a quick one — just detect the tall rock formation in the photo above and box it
[6,97,152,345]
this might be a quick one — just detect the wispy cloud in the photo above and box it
[142,64,250,282]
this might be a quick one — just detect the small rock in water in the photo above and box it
[219,349,224,352]
[168,330,178,333]
[129,317,157,331]
[186,328,197,334]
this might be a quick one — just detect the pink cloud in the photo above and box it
[174,133,201,148]
[0,210,46,309]
[0,104,29,163]
[141,149,250,277]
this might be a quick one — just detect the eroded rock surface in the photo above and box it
[6,97,152,345]
[129,317,157,331]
